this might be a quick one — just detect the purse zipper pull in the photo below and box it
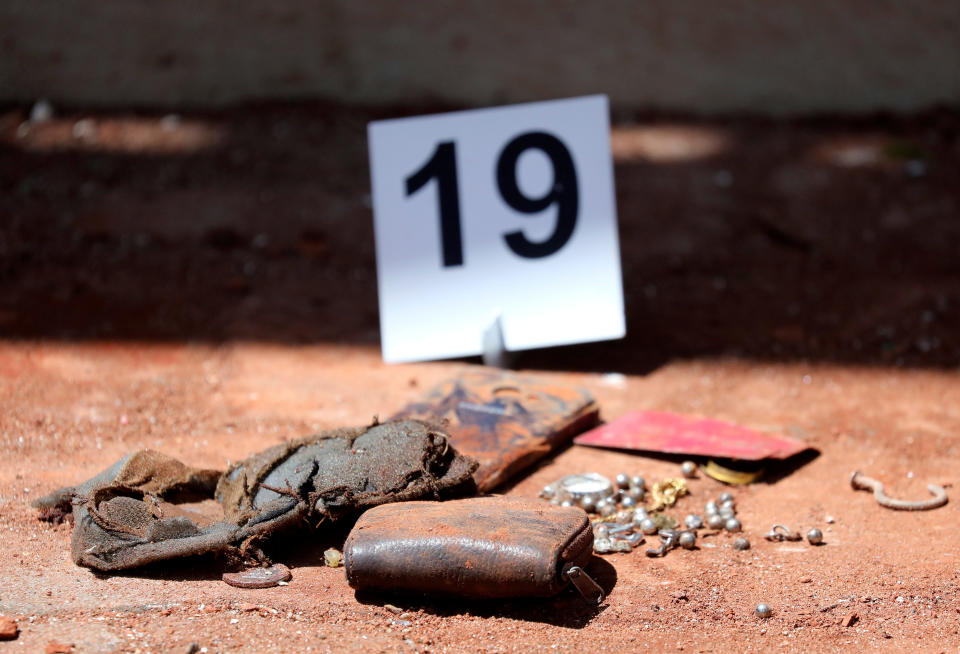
[564,565,604,605]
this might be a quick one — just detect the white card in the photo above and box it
[368,95,625,363]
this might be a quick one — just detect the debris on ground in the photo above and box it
[32,420,477,572]
[222,564,292,589]
[324,548,342,568]
[850,470,948,510]
[0,615,19,640]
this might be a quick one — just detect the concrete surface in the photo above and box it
[3,1,959,114]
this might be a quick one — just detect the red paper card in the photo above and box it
[573,411,812,461]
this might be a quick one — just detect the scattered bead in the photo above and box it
[639,518,658,535]
[593,538,613,554]
[580,496,596,513]
[599,503,616,517]
[621,496,637,509]
[733,537,750,550]
[684,514,703,529]
[720,499,735,511]
[755,603,772,619]
[627,485,645,501]
[678,531,697,549]
[615,509,634,523]
[718,491,734,503]
[719,507,736,520]
[681,461,697,478]
[615,473,630,489]
[704,501,719,515]
[540,485,555,499]
[594,525,610,539]
[560,500,573,508]
[724,518,742,533]
[630,475,645,489]
[706,513,726,530]
[807,528,824,545]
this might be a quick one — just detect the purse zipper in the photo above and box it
[563,565,605,605]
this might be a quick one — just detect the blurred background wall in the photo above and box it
[3,0,958,114]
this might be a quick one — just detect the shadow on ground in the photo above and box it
[2,103,959,373]
[353,555,616,629]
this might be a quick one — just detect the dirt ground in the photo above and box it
[1,102,959,653]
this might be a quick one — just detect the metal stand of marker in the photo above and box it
[481,313,513,369]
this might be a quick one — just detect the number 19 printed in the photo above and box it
[369,95,625,363]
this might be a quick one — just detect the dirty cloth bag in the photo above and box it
[344,496,601,602]
[33,420,477,571]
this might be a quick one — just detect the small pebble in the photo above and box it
[680,461,697,478]
[593,538,613,554]
[684,514,703,529]
[755,603,772,619]
[807,528,824,545]
[0,615,18,640]
[724,518,742,533]
[825,515,836,524]
[733,537,750,551]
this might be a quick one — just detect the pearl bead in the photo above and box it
[724,518,742,533]
[621,496,637,509]
[627,485,645,501]
[580,496,596,513]
[681,461,697,478]
[560,500,573,508]
[755,603,772,619]
[678,531,697,549]
[615,473,630,489]
[639,518,657,535]
[594,525,610,539]
[718,491,734,503]
[600,503,616,517]
[807,528,824,545]
[684,514,704,529]
[705,501,719,515]
[630,475,645,489]
[706,513,725,530]
[733,537,750,550]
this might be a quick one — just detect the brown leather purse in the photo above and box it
[343,496,604,603]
